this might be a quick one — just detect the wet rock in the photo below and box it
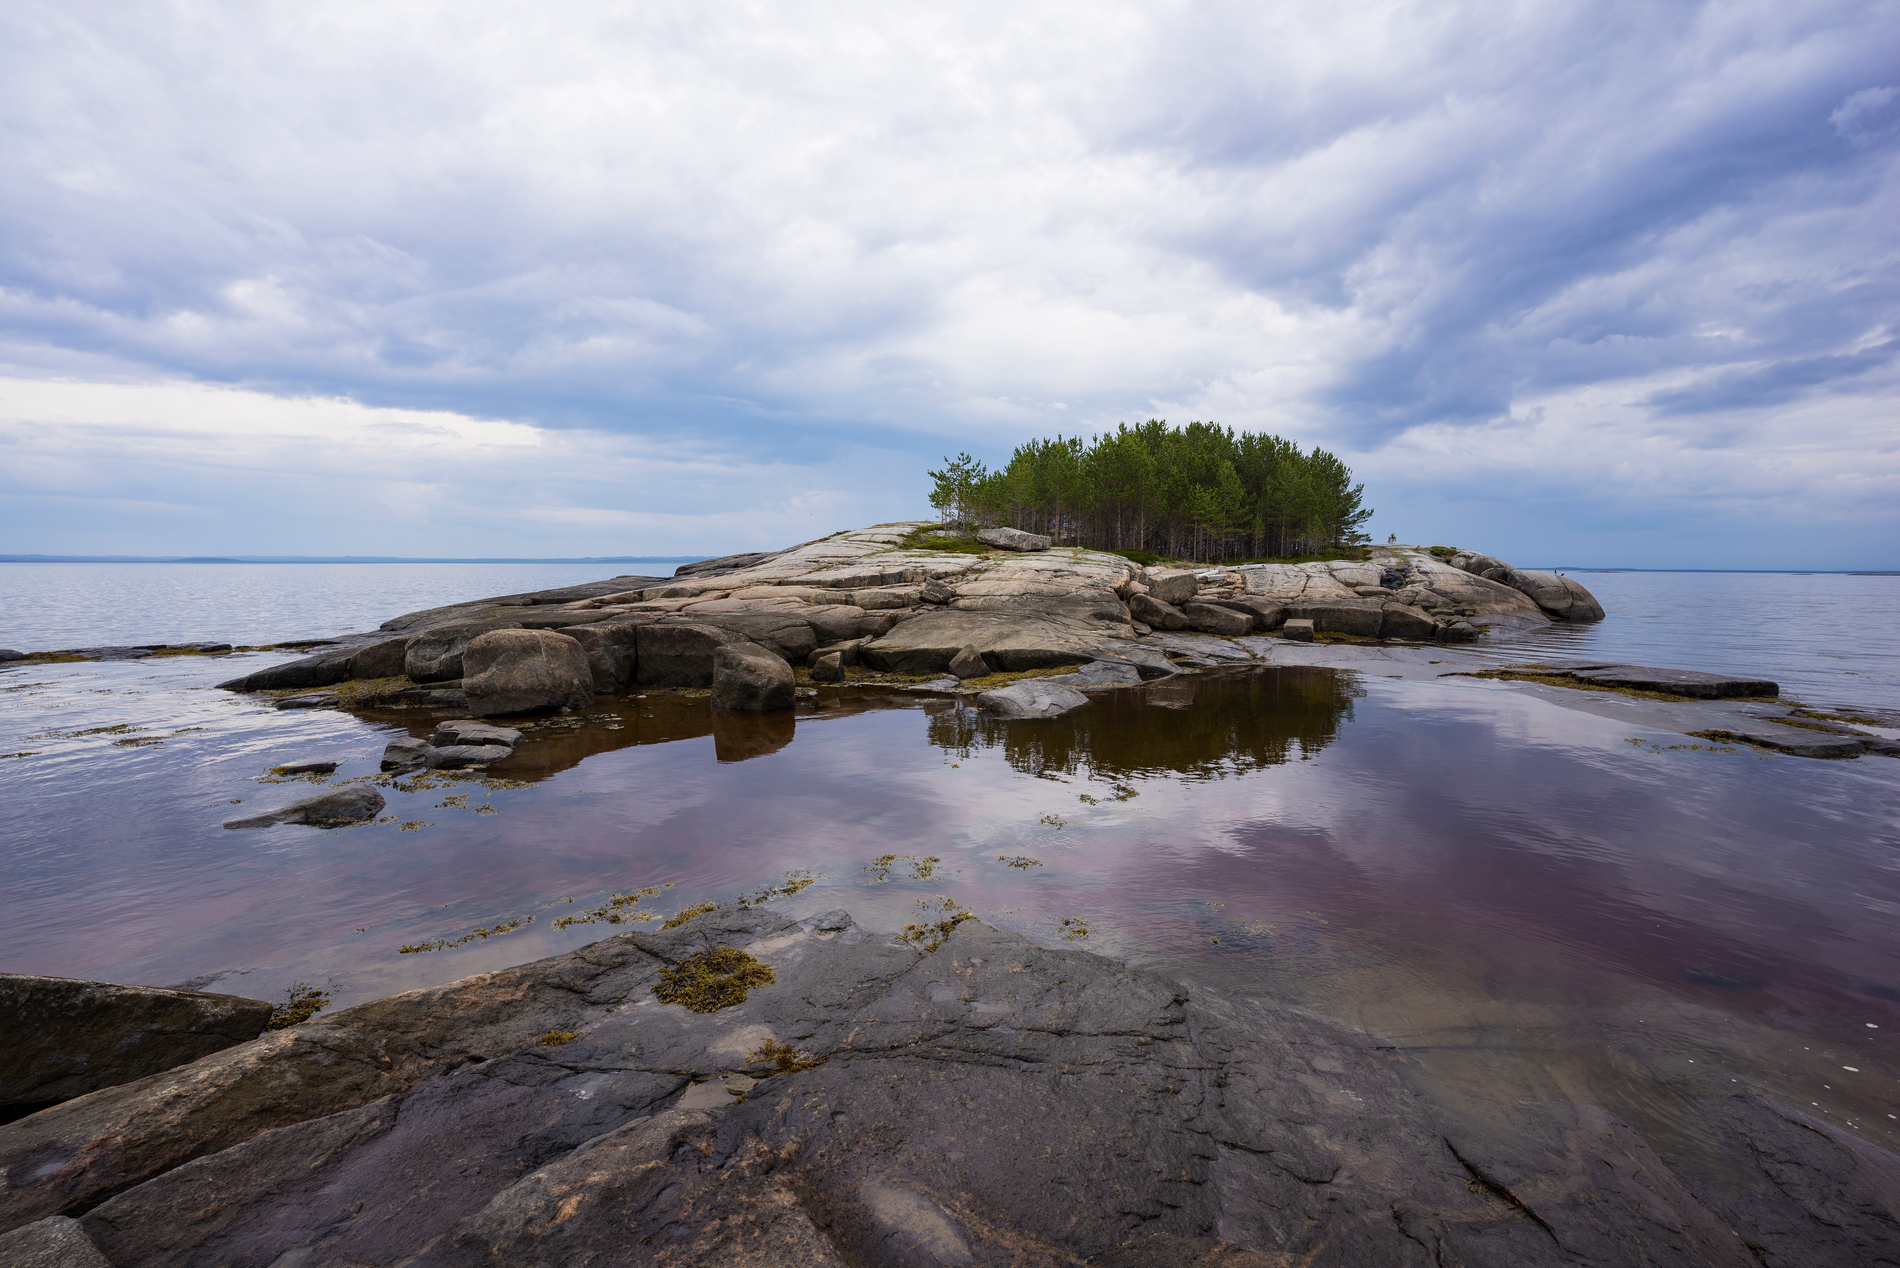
[272,692,339,710]
[976,526,1051,551]
[562,623,638,694]
[635,623,744,687]
[430,720,522,748]
[1282,618,1315,642]
[810,651,845,683]
[0,976,272,1116]
[1712,728,1864,759]
[947,645,989,680]
[1087,646,1180,680]
[977,681,1091,718]
[861,609,1104,675]
[712,644,795,712]
[0,1216,112,1267]
[1042,660,1145,689]
[268,759,338,775]
[1145,569,1200,605]
[0,649,22,661]
[404,620,523,684]
[1378,602,1440,641]
[423,744,514,769]
[346,636,411,680]
[1127,592,1190,630]
[371,683,468,709]
[1181,603,1251,636]
[1550,665,1778,699]
[381,737,430,770]
[222,785,386,829]
[1438,620,1481,642]
[217,646,356,693]
[462,630,595,718]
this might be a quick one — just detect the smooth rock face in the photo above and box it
[1145,569,1199,605]
[975,526,1051,552]
[405,620,523,684]
[462,630,596,717]
[635,623,744,687]
[0,976,272,1115]
[1282,618,1315,642]
[1499,568,1607,622]
[0,1216,113,1268]
[711,644,795,712]
[430,720,523,748]
[5,908,1885,1266]
[215,647,356,693]
[381,737,430,770]
[562,623,638,694]
[422,744,514,770]
[222,785,386,829]
[810,652,844,683]
[946,645,989,680]
[1198,596,1286,630]
[977,681,1091,718]
[346,636,411,680]
[1378,602,1439,641]
[1127,592,1190,630]
[1181,602,1251,636]
[1287,598,1385,636]
[861,610,1105,675]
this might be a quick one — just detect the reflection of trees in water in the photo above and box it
[927,667,1360,781]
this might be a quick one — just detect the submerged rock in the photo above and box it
[1549,664,1778,699]
[222,785,385,830]
[0,975,272,1116]
[381,737,430,770]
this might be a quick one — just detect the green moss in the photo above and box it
[894,524,998,555]
[652,946,776,1012]
[1428,545,1459,558]
[662,900,720,929]
[538,1029,580,1046]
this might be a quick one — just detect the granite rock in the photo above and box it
[462,630,596,717]
[222,785,386,829]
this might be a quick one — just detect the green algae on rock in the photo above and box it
[652,946,776,1012]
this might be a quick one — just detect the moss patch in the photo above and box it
[652,946,777,1013]
[538,1029,580,1046]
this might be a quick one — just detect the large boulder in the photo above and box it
[0,976,272,1116]
[1496,569,1606,622]
[404,620,523,684]
[976,526,1051,552]
[563,623,638,694]
[222,785,386,830]
[215,647,356,693]
[1197,596,1287,630]
[1181,603,1251,636]
[977,681,1091,718]
[803,604,878,644]
[1127,593,1189,630]
[462,630,595,717]
[710,645,795,712]
[634,623,745,687]
[668,605,819,664]
[345,636,410,680]
[1379,603,1440,641]
[859,610,1106,675]
[1286,598,1386,636]
[1145,569,1199,605]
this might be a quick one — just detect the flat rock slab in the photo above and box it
[976,681,1091,718]
[5,909,1894,1266]
[0,976,272,1114]
[268,759,338,775]
[1718,728,1866,759]
[975,526,1050,551]
[422,744,514,770]
[429,720,523,748]
[1551,664,1778,698]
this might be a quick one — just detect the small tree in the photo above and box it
[928,453,988,532]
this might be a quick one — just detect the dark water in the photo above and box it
[2,650,1896,1162]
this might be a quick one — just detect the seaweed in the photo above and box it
[266,980,334,1029]
[538,1029,581,1046]
[898,895,973,952]
[1057,916,1091,941]
[998,855,1042,870]
[748,1036,828,1072]
[553,883,670,930]
[399,915,534,954]
[663,900,720,929]
[652,946,776,1013]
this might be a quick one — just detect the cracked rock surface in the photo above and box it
[3,908,1894,1266]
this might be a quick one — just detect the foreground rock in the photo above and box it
[976,680,1091,718]
[222,785,385,829]
[2,909,1891,1265]
[710,643,795,712]
[462,629,595,717]
[0,976,271,1117]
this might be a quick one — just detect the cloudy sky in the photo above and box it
[2,1,1895,566]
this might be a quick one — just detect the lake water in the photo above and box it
[1,564,1897,1164]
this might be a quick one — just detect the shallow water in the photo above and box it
[2,650,1896,1164]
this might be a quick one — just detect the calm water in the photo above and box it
[2,564,1898,1163]
[0,562,671,651]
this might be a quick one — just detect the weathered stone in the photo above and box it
[1438,620,1481,642]
[711,644,795,712]
[222,785,386,830]
[810,652,844,683]
[404,620,523,684]
[562,623,638,694]
[1127,592,1190,630]
[381,737,429,770]
[667,607,818,663]
[977,681,1091,718]
[345,637,410,680]
[422,744,514,769]
[1181,603,1251,636]
[1196,596,1287,630]
[1042,660,1145,689]
[1379,603,1440,641]
[634,623,745,687]
[371,685,468,709]
[0,1216,113,1268]
[0,977,272,1115]
[804,605,877,644]
[860,610,1104,675]
[677,1082,736,1110]
[674,550,786,578]
[462,630,595,718]
[946,645,989,680]
[1554,665,1778,699]
[430,720,522,748]
[920,579,956,604]
[216,647,355,693]
[1282,618,1315,642]
[1145,569,1200,605]
[272,692,339,710]
[1718,728,1865,759]
[1497,568,1606,622]
[1287,598,1385,636]
[976,526,1051,551]
[268,759,338,775]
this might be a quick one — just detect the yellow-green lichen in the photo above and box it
[652,946,776,1013]
[538,1029,580,1046]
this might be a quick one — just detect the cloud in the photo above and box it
[0,0,1895,563]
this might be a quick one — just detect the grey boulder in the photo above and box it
[423,744,514,770]
[563,623,639,694]
[1127,592,1190,630]
[0,975,271,1115]
[381,737,430,770]
[346,636,411,681]
[1497,568,1606,622]
[223,785,386,829]
[216,646,356,693]
[635,623,744,687]
[430,720,523,748]
[1282,618,1315,642]
[462,630,596,718]
[977,681,1091,719]
[711,644,795,712]
[1145,569,1200,605]
[810,651,845,683]
[1181,602,1251,636]
[404,620,523,684]
[946,645,989,680]
[1378,603,1440,641]
[976,526,1051,552]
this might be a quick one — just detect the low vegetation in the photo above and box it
[652,946,777,1013]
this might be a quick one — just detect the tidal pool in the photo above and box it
[2,652,1896,1168]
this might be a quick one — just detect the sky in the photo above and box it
[1,1,1896,568]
